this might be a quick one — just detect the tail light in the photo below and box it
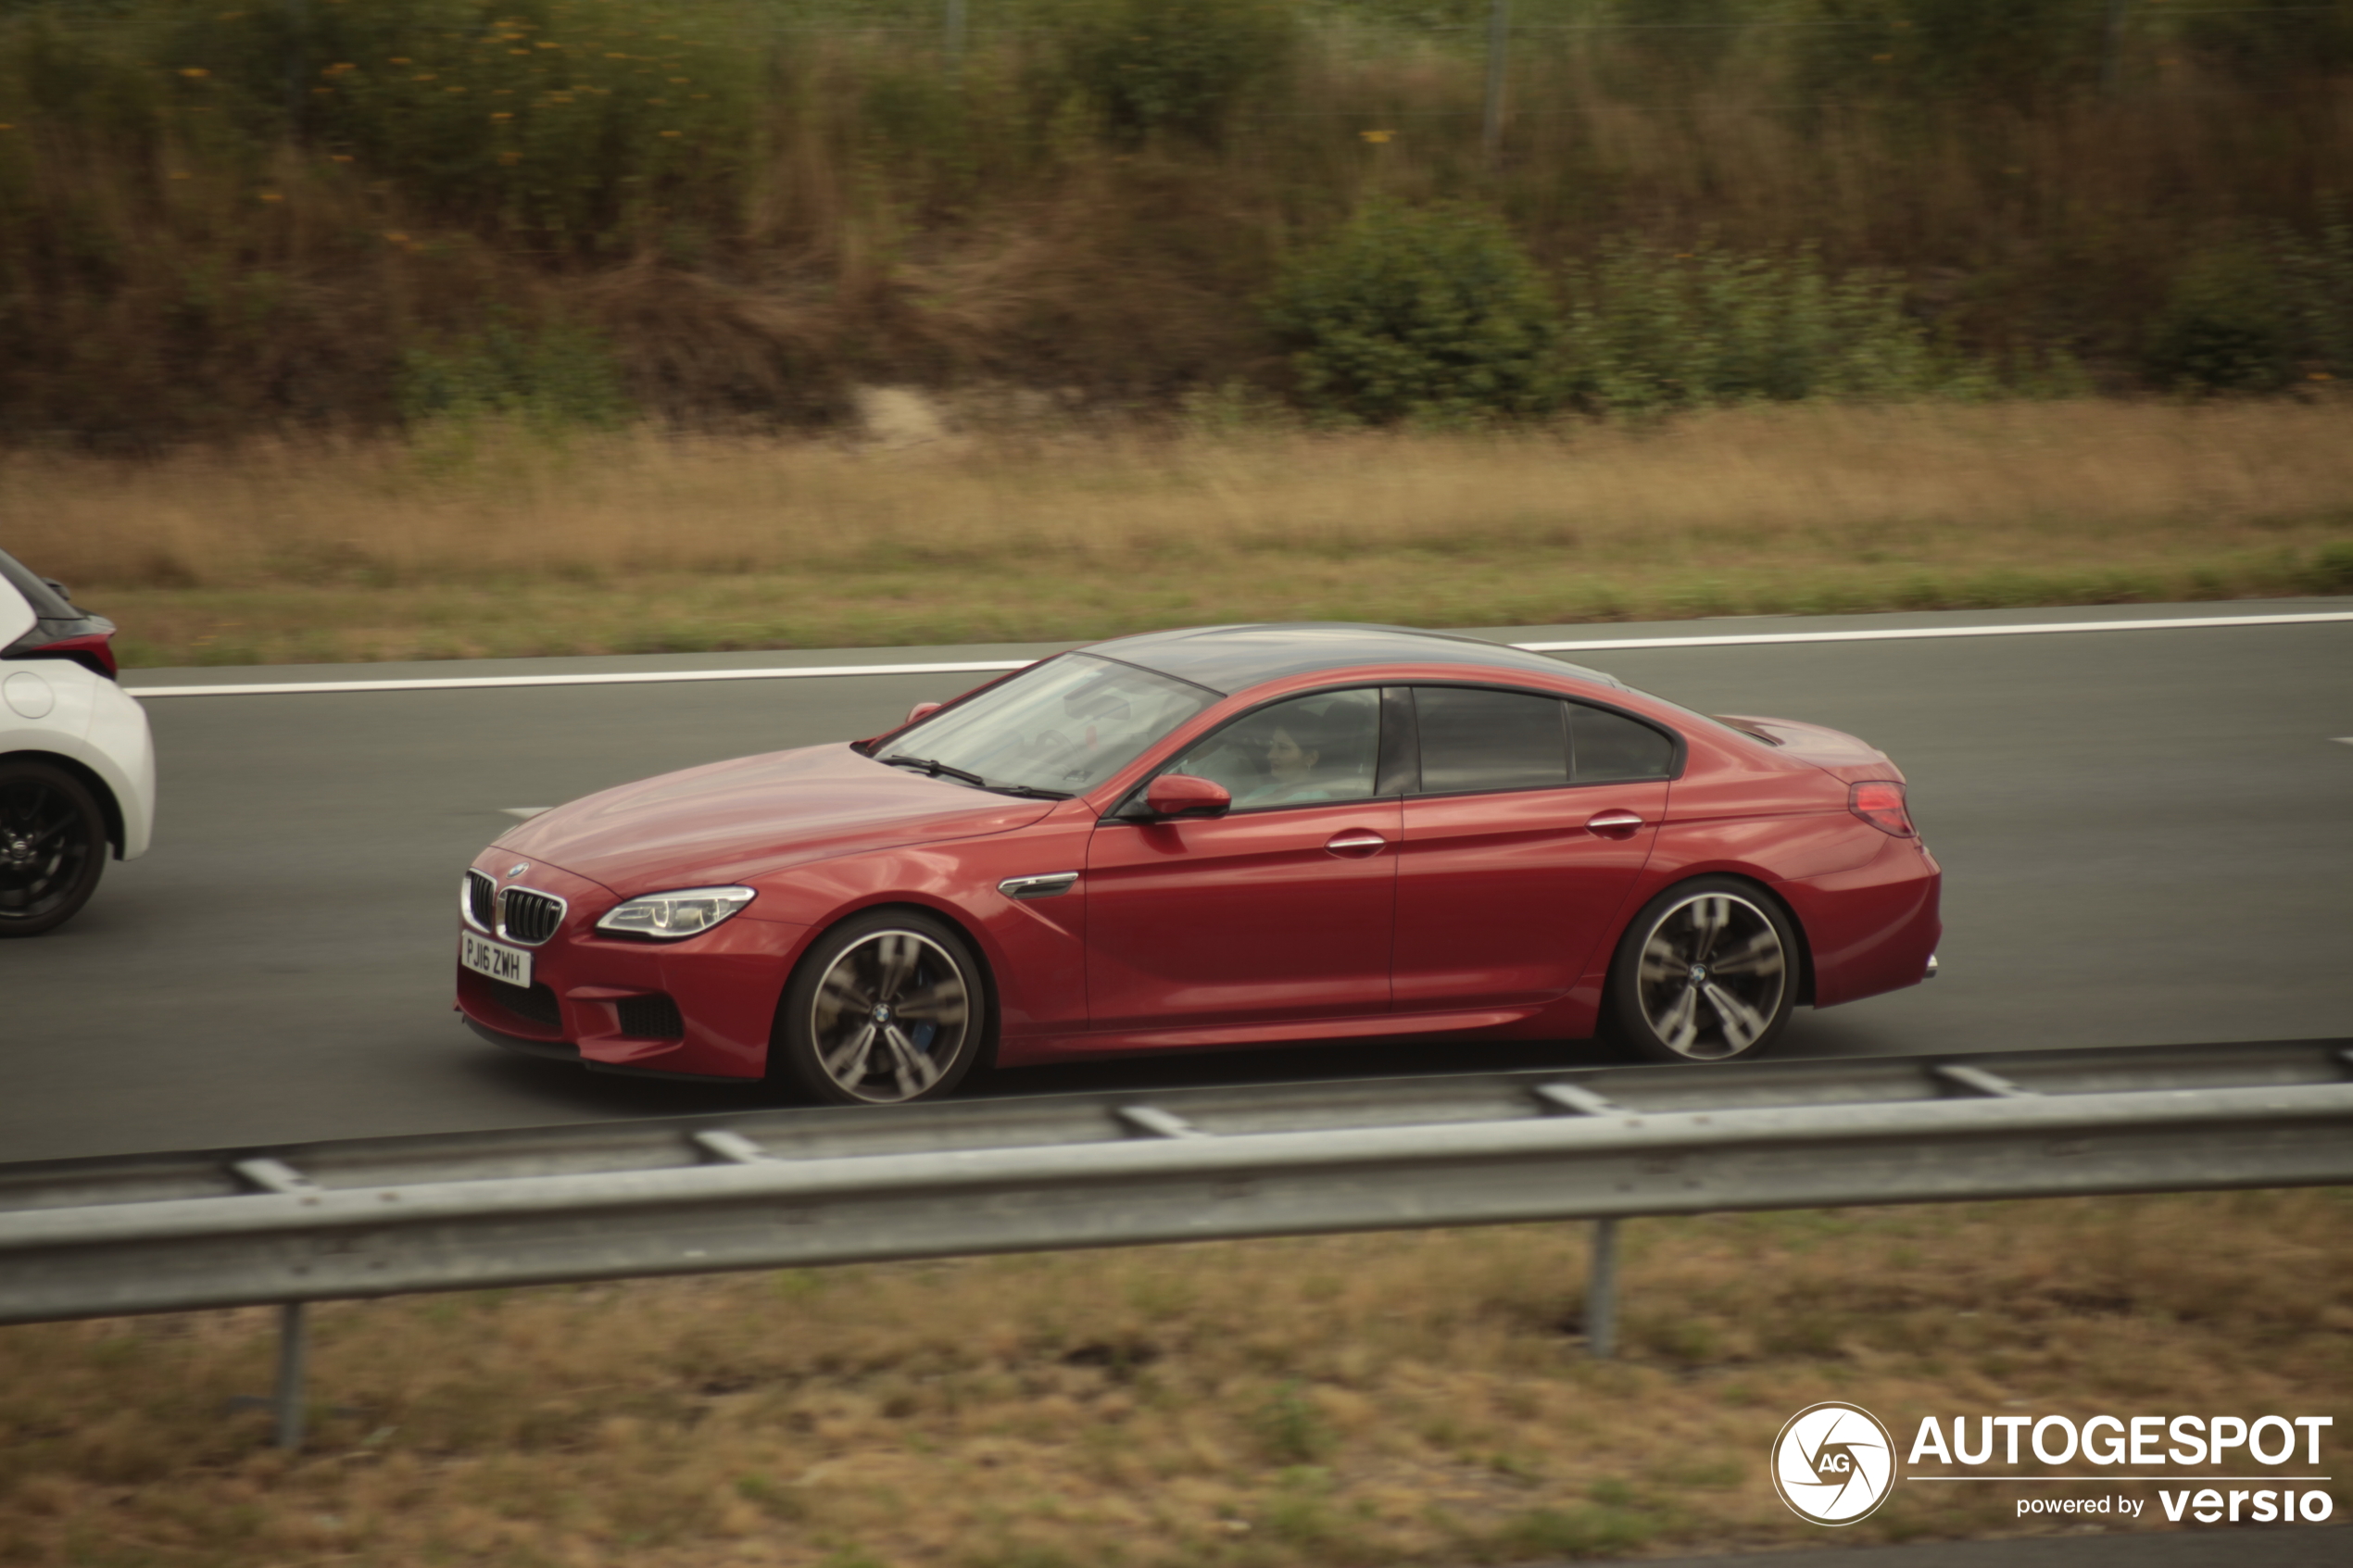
[11,628,119,680]
[1848,780,1915,837]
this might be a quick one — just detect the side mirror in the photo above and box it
[1144,773,1230,820]
[903,700,944,727]
[42,578,71,603]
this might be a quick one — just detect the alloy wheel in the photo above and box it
[1633,891,1788,1061]
[806,929,975,1103]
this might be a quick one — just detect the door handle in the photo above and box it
[1324,829,1389,858]
[1585,809,1645,840]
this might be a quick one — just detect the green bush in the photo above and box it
[1556,239,1963,414]
[1264,200,1562,424]
[154,0,760,251]
[1793,0,2109,112]
[2143,246,2293,393]
[397,318,632,430]
[1054,0,1295,146]
[1247,1382,1337,1466]
[2273,202,2353,381]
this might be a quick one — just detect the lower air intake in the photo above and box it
[483,977,563,1031]
[615,993,685,1039]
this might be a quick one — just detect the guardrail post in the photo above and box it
[271,1303,308,1450]
[1585,1218,1619,1359]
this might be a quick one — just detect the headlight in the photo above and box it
[596,886,756,940]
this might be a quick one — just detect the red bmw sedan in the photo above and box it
[458,623,1940,1103]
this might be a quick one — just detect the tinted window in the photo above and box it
[0,548,76,620]
[1168,689,1381,808]
[1414,687,1567,793]
[1570,703,1675,781]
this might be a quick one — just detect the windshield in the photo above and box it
[885,654,1220,796]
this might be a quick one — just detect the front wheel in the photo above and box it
[0,760,107,938]
[1604,878,1796,1064]
[771,909,988,1105]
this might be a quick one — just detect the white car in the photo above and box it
[0,548,155,935]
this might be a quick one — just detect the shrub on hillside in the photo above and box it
[1263,200,1562,424]
[2143,246,2294,393]
[154,0,759,251]
[2272,204,2353,382]
[1793,0,2110,112]
[397,319,632,431]
[1054,0,1296,146]
[1555,240,1969,414]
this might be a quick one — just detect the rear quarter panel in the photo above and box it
[1589,719,1937,1010]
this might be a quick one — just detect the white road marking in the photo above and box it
[2334,737,2353,747]
[130,658,1026,699]
[123,610,2353,698]
[499,808,552,820]
[1514,609,2353,653]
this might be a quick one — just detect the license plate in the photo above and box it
[461,930,532,988]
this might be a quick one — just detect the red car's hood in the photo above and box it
[494,744,1056,895]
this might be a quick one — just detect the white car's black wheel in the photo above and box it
[773,909,987,1105]
[0,760,107,938]
[1604,877,1796,1063]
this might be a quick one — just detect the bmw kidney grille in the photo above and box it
[497,887,566,946]
[465,870,497,929]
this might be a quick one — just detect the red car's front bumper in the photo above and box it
[456,856,807,1081]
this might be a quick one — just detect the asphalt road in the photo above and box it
[3,600,2347,1164]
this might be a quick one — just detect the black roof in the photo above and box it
[1085,622,1623,696]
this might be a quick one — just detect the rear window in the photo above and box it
[1570,703,1676,781]
[0,547,77,620]
[1415,687,1568,793]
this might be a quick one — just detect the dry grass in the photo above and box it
[7,400,2351,668]
[1,1190,2347,1567]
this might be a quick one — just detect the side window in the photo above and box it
[1413,687,1568,794]
[1569,703,1676,782]
[1167,689,1382,809]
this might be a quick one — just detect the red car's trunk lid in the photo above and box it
[1714,714,1906,785]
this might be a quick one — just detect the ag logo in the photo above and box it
[1771,1401,1897,1525]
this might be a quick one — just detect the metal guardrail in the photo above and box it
[6,1037,2348,1449]
[4,1040,2348,1331]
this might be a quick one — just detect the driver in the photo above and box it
[1242,709,1348,805]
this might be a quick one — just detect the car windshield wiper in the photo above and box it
[983,783,1074,800]
[880,754,989,789]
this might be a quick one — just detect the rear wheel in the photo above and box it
[0,760,107,938]
[1604,877,1795,1063]
[771,909,988,1105]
